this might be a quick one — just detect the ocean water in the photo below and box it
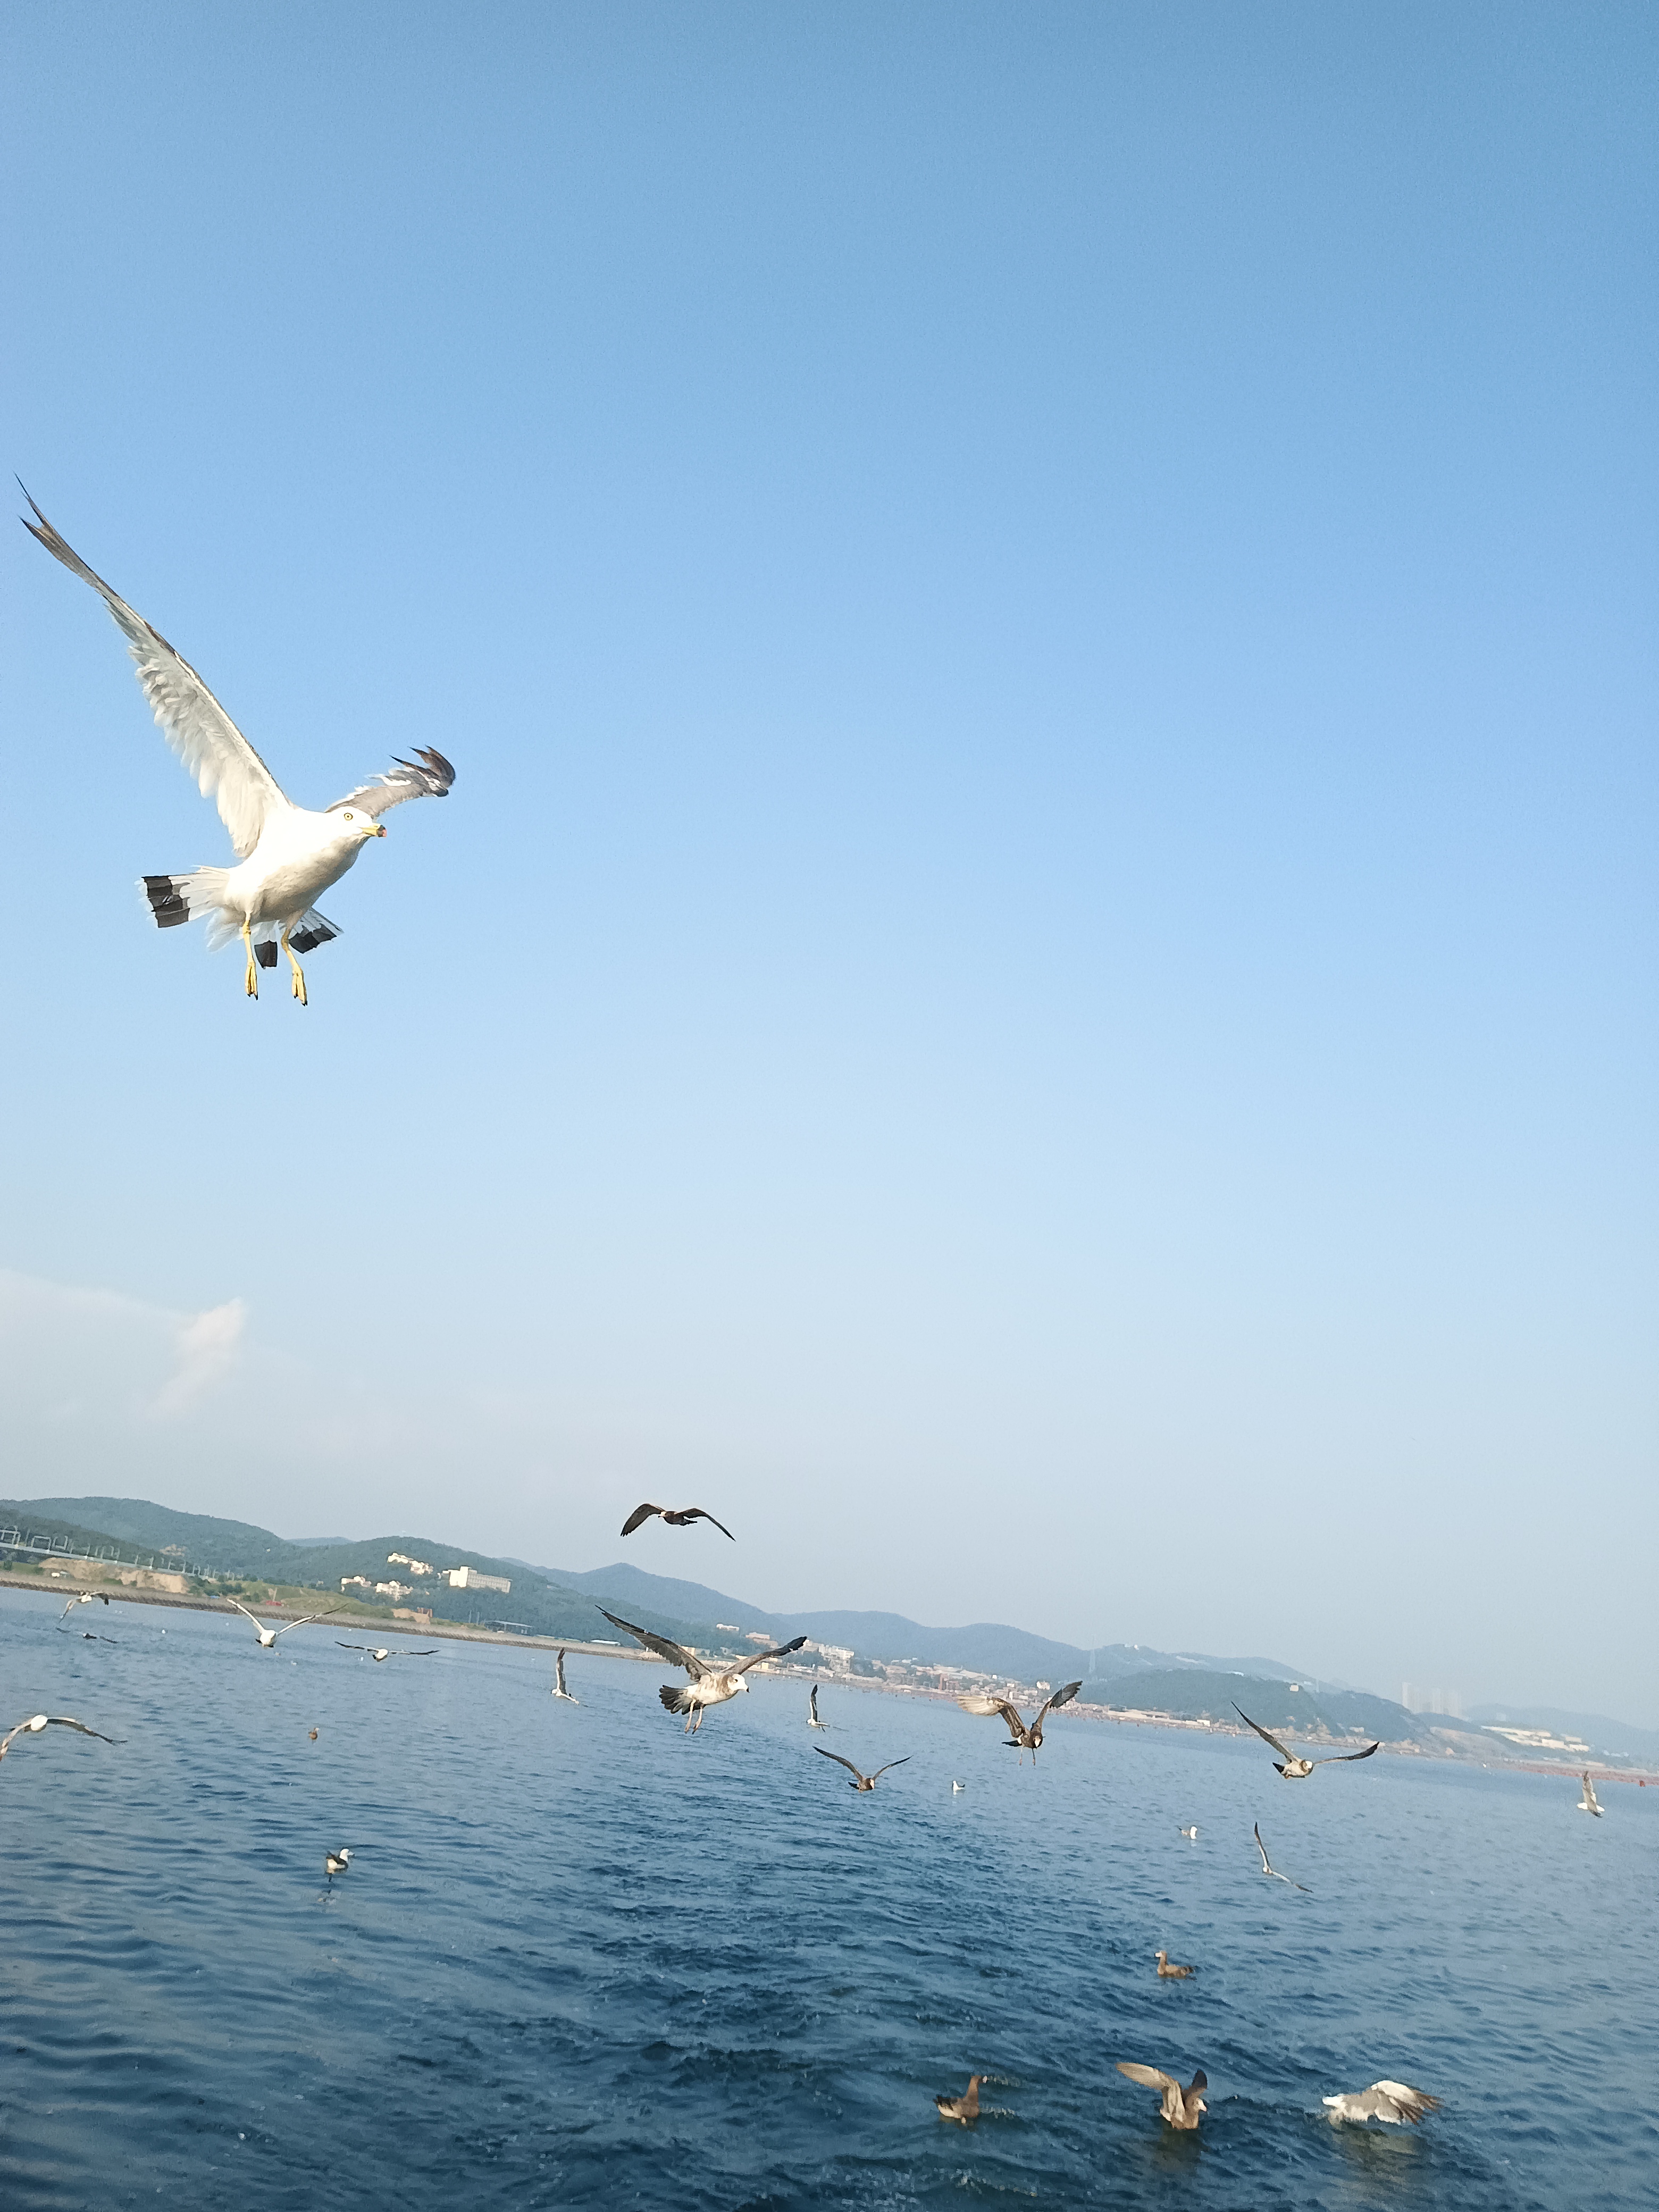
[2,1586,1654,2209]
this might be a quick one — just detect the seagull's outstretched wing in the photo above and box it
[1234,1703,1295,1759]
[599,1608,705,1677]
[225,1598,265,1627]
[1314,1741,1380,1765]
[815,1747,866,1781]
[1116,2062,1179,2094]
[272,1611,336,1638]
[620,1504,666,1536]
[870,1758,911,1781]
[957,1694,1023,1729]
[1037,1680,1083,1723]
[21,489,289,858]
[732,1635,808,1674]
[329,748,455,819]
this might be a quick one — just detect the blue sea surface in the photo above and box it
[2,1586,1654,2208]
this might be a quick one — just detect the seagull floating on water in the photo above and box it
[1254,1821,1310,1891]
[336,1644,437,1663]
[551,1649,580,1702]
[1178,1824,1199,1841]
[1154,1951,1195,1979]
[599,1609,807,1732]
[1116,2062,1207,2130]
[1578,1772,1603,1817]
[934,2075,984,2124]
[1233,1703,1379,1779]
[956,1681,1083,1762]
[324,1848,352,1886]
[814,1747,911,1793]
[807,1683,827,1729]
[619,1503,735,1541]
[1,1713,115,1763]
[22,491,456,1003]
[228,1598,335,1649]
[952,1779,965,1793]
[1323,2081,1440,2126]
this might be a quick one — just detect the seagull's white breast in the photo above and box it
[227,807,366,926]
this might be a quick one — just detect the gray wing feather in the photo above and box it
[330,748,455,818]
[599,1608,705,1678]
[22,489,288,858]
[733,1636,808,1674]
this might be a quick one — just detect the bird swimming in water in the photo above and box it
[619,1503,735,1541]
[1578,1772,1603,1817]
[1117,2062,1208,2130]
[551,1649,580,1702]
[598,1610,807,1733]
[324,1848,352,1885]
[814,1747,911,1793]
[21,490,456,1004]
[1,1713,116,1764]
[1178,1824,1199,1840]
[952,1779,965,1793]
[228,1599,336,1650]
[1323,2081,1440,2126]
[934,2075,984,2124]
[1254,1822,1310,1892]
[807,1682,828,1729]
[1233,1703,1379,1779]
[308,1729,319,1741]
[1155,1951,1195,1979]
[956,1681,1083,1762]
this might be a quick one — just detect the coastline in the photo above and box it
[8,1572,1650,1786]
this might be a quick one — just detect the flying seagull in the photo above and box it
[598,1608,806,1732]
[934,2075,984,2124]
[956,1681,1083,1761]
[814,1747,910,1793]
[1233,1703,1379,1779]
[807,1683,828,1729]
[58,1592,112,1620]
[1,1713,116,1763]
[1254,1821,1310,1892]
[324,1847,352,1886]
[1178,1824,1199,1841]
[1323,2081,1440,2126]
[1116,2063,1208,2131]
[336,1644,437,1662]
[1578,1772,1603,1817]
[227,1598,336,1650]
[21,491,455,1004]
[551,1649,580,1702]
[619,1503,735,1541]
[1154,1951,1195,1979]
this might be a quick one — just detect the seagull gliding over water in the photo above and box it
[1578,1772,1603,1816]
[619,1503,735,1541]
[1233,1703,1379,1779]
[228,1598,335,1649]
[599,1609,806,1732]
[1254,1822,1310,1892]
[956,1681,1083,1761]
[551,1650,579,1702]
[814,1747,910,1792]
[22,491,456,1003]
[1,1714,115,1763]
[1323,2081,1440,2126]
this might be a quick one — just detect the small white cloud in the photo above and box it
[150,1298,247,1418]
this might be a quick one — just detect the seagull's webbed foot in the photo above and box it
[282,928,309,1006]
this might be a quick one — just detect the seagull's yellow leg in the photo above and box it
[241,918,259,999]
[282,927,308,1006]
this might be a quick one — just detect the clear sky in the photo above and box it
[4,4,1654,1721]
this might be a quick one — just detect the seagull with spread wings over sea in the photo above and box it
[228,1599,336,1650]
[956,1681,1083,1763]
[814,1747,910,1793]
[1,1713,116,1764]
[599,1609,806,1733]
[1233,1703,1379,1779]
[22,491,455,1003]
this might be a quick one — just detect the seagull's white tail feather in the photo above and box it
[659,1685,694,1714]
[141,868,234,943]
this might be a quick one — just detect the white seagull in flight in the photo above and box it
[228,1598,335,1650]
[22,491,456,1003]
[1,1713,116,1763]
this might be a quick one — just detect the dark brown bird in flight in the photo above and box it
[1233,1703,1379,1778]
[620,1503,735,1541]
[814,1747,911,1792]
[956,1681,1083,1760]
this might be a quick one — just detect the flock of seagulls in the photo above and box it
[22,494,457,1004]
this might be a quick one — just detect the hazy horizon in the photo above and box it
[5,8,1654,1727]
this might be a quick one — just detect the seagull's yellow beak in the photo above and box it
[369,823,386,839]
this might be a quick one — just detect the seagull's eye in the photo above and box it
[342,811,354,822]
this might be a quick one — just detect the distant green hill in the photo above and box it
[1082,1668,1439,1746]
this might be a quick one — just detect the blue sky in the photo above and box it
[4,4,1654,1719]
